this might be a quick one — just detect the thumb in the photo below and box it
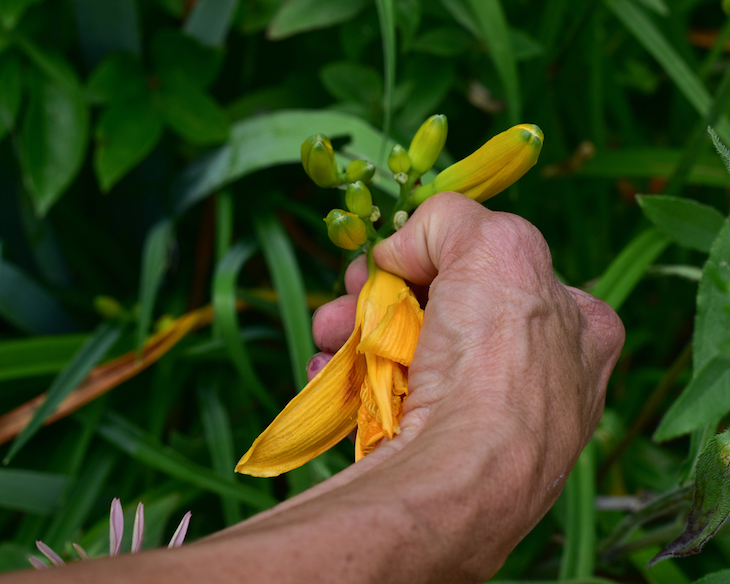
[372,192,491,285]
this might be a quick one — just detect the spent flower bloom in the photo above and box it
[29,498,191,569]
[236,252,423,476]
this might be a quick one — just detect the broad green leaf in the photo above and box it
[655,217,730,441]
[0,254,79,335]
[604,0,730,146]
[4,321,123,463]
[590,227,671,310]
[71,0,141,67]
[464,0,521,124]
[650,430,730,566]
[19,65,89,216]
[267,0,368,40]
[212,240,278,415]
[319,61,383,107]
[397,58,454,130]
[98,412,278,510]
[94,95,165,191]
[691,570,730,584]
[410,27,472,56]
[86,52,147,104]
[637,195,724,253]
[0,333,87,381]
[0,53,22,141]
[183,0,239,48]
[653,352,730,442]
[233,0,283,35]
[579,148,730,187]
[172,110,402,215]
[136,218,174,353]
[158,76,230,146]
[151,28,223,88]
[0,468,67,514]
[253,209,314,390]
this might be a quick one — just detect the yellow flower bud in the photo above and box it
[387,144,411,175]
[324,209,367,250]
[345,181,373,218]
[301,134,340,188]
[346,159,375,183]
[408,114,448,176]
[411,124,543,205]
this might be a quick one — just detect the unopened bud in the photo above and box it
[94,295,123,319]
[346,160,375,183]
[324,209,367,250]
[301,134,339,188]
[388,144,411,175]
[345,181,373,217]
[408,114,448,175]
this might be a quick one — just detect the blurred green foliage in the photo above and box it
[3,0,730,581]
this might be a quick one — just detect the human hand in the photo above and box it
[310,192,624,578]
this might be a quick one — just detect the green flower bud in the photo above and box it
[387,144,411,174]
[94,295,123,319]
[324,209,367,250]
[408,114,448,176]
[345,181,373,217]
[346,159,375,183]
[301,134,339,188]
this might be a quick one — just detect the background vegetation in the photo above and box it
[2,0,730,581]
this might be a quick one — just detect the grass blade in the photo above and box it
[4,321,123,463]
[375,0,396,145]
[253,209,315,391]
[0,469,68,515]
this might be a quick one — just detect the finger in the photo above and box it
[306,352,334,381]
[344,254,368,295]
[312,294,358,353]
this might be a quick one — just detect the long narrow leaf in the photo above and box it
[253,210,314,391]
[375,0,396,145]
[4,321,123,463]
[0,469,68,515]
[183,0,239,48]
[98,413,277,511]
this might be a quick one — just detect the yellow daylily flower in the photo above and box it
[236,253,423,477]
[411,123,543,206]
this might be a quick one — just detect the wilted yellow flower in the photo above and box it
[411,123,543,205]
[236,255,423,477]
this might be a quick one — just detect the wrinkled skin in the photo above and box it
[3,193,623,584]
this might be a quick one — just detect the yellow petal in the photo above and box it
[360,265,409,339]
[357,288,423,366]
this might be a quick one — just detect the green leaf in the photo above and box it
[0,468,67,514]
[0,333,87,381]
[233,0,283,35]
[590,227,671,310]
[158,76,230,146]
[94,95,165,191]
[183,0,239,48]
[319,61,383,107]
[690,569,730,584]
[253,209,314,390]
[172,110,402,215]
[604,0,730,146]
[650,429,730,566]
[397,58,454,129]
[86,52,147,104]
[71,0,141,67]
[375,0,395,145]
[0,253,80,335]
[653,352,730,442]
[635,0,668,16]
[212,240,278,415]
[267,0,368,40]
[19,64,89,216]
[136,218,174,353]
[464,0,521,124]
[98,412,278,510]
[4,321,123,463]
[579,148,730,187]
[410,27,473,56]
[637,195,724,253]
[655,217,730,441]
[0,53,22,141]
[151,28,223,88]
